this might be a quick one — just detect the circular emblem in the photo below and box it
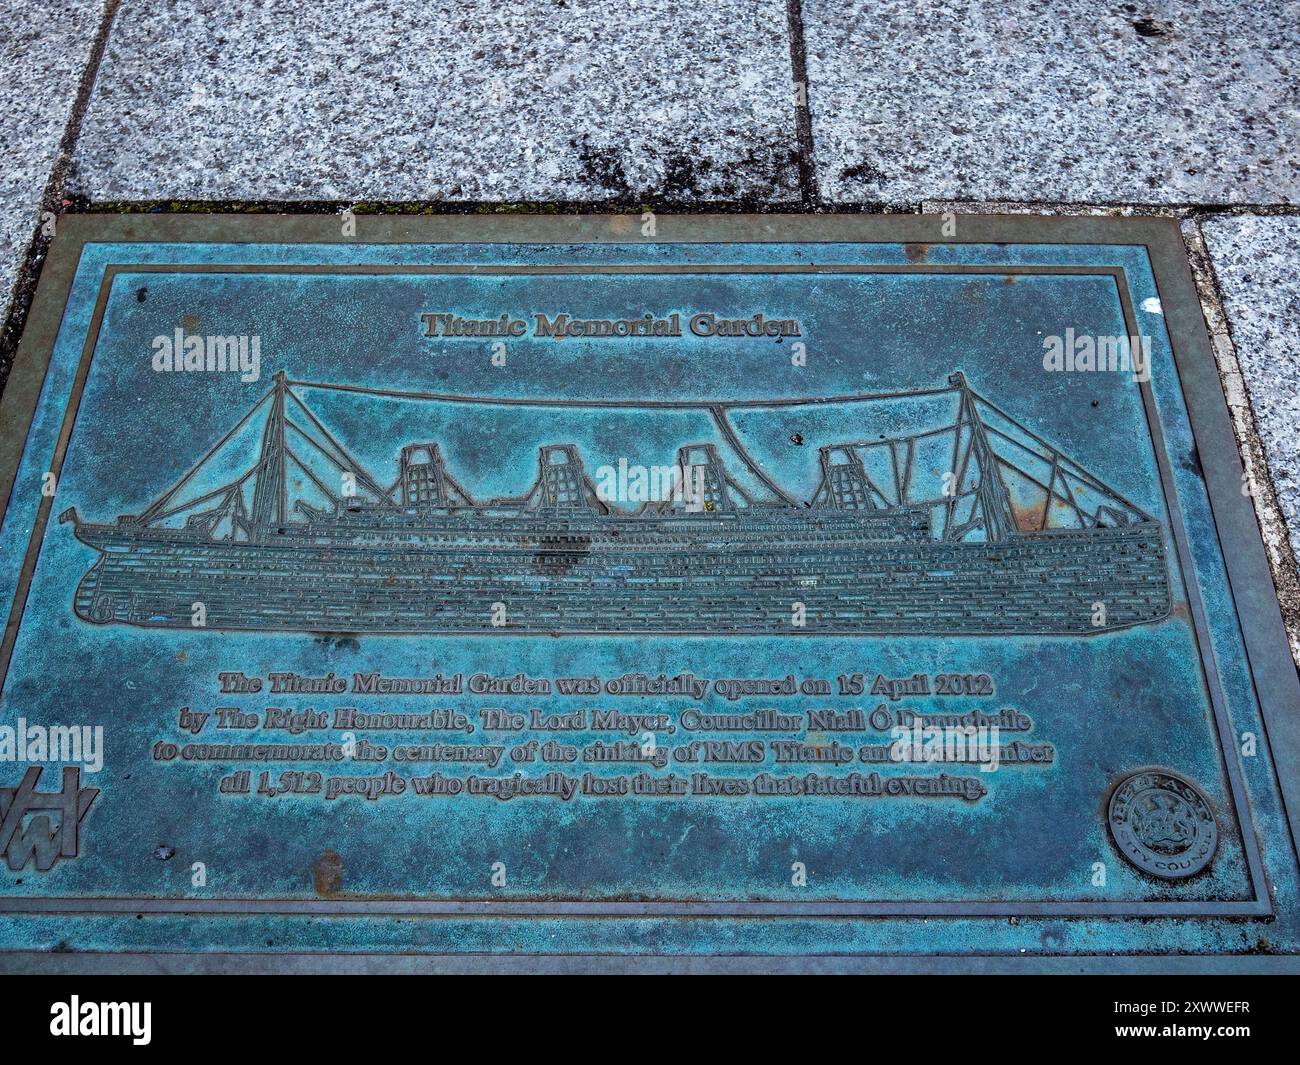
[1108,769,1218,880]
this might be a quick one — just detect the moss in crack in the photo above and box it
[571,132,799,202]
[660,152,711,200]
[576,140,633,197]
[841,160,888,187]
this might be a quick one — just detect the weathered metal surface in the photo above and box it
[0,214,1297,971]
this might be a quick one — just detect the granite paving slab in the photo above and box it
[70,0,802,203]
[0,0,104,315]
[803,0,1300,205]
[1203,214,1300,565]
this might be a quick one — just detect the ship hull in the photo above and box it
[69,514,1170,636]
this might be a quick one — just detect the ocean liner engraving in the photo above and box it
[60,371,1170,636]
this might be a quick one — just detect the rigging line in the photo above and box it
[147,466,258,524]
[1054,461,1152,520]
[889,440,904,506]
[714,458,756,507]
[1050,456,1091,529]
[963,386,1017,541]
[140,384,275,522]
[286,377,961,411]
[972,406,1110,487]
[943,395,966,541]
[971,393,1152,518]
[284,389,398,508]
[1039,460,1056,532]
[286,448,342,505]
[993,456,1103,523]
[282,405,386,497]
[439,469,478,507]
[945,413,975,541]
[977,421,1058,463]
[580,475,612,515]
[707,405,799,506]
[285,422,397,510]
[284,417,356,474]
[283,418,384,498]
[726,480,755,507]
[901,436,915,503]
[972,416,1093,477]
[977,420,1151,519]
[839,423,958,450]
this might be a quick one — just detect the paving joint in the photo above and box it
[784,0,819,207]
[1182,218,1300,666]
[0,0,119,389]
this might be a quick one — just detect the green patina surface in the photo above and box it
[0,215,1296,971]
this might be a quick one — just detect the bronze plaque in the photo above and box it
[0,214,1297,972]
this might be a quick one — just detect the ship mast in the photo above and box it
[250,370,289,531]
[950,371,1018,541]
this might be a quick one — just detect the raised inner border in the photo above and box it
[0,215,1296,939]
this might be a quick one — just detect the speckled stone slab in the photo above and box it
[802,0,1300,205]
[0,0,101,312]
[1203,215,1300,561]
[69,0,801,202]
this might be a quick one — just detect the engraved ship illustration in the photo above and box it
[60,371,1171,636]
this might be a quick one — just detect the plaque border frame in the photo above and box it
[1,214,1297,966]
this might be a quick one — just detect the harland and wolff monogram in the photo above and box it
[0,767,97,872]
[59,369,1169,636]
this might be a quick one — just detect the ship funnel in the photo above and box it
[818,445,875,511]
[399,443,450,508]
[537,444,592,509]
[674,444,735,512]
